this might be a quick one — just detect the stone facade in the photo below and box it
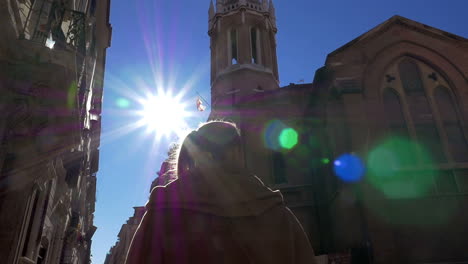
[208,1,468,263]
[104,161,175,264]
[104,207,145,264]
[0,0,111,263]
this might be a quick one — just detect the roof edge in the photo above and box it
[327,15,468,59]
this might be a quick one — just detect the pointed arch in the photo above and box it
[228,28,238,65]
[382,88,416,166]
[250,27,260,64]
[398,58,425,96]
[383,88,408,138]
[435,86,468,162]
[363,41,468,101]
[397,57,446,163]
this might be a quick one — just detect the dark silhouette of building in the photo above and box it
[104,207,146,264]
[0,0,111,263]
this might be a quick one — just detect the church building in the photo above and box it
[208,0,468,263]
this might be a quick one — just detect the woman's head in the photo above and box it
[177,121,244,177]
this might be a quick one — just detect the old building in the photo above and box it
[104,207,145,264]
[104,160,175,264]
[208,0,468,263]
[108,0,468,263]
[0,0,111,263]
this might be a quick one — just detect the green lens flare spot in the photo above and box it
[116,98,131,108]
[279,128,298,149]
[367,136,435,199]
[67,81,78,110]
[321,158,330,164]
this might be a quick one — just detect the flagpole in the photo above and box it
[195,91,211,108]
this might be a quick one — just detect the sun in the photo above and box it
[138,91,191,139]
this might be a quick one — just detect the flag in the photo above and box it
[196,97,206,111]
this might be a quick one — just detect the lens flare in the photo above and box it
[333,153,365,182]
[367,137,434,199]
[263,120,287,151]
[279,128,298,150]
[116,98,131,108]
[67,81,78,110]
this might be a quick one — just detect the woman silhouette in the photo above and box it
[126,121,316,264]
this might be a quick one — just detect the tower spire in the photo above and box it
[262,0,268,10]
[216,0,223,12]
[269,0,276,18]
[209,0,215,19]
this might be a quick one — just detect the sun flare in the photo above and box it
[138,91,191,139]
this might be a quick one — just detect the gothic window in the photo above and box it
[250,27,259,64]
[36,239,49,264]
[399,59,425,96]
[435,86,468,162]
[230,29,238,64]
[272,152,287,184]
[90,0,97,15]
[383,88,408,138]
[397,59,446,163]
[22,189,40,257]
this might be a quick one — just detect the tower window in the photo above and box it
[251,28,258,64]
[230,29,238,64]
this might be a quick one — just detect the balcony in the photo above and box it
[19,0,86,54]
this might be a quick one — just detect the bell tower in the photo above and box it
[208,0,279,107]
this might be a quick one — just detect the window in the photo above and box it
[22,190,40,257]
[90,0,97,15]
[399,59,425,96]
[435,86,468,162]
[230,29,238,64]
[383,88,408,138]
[272,152,287,184]
[398,59,446,163]
[250,28,258,64]
[37,246,48,264]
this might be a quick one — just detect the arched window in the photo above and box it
[399,59,425,96]
[250,27,259,64]
[383,88,408,138]
[435,86,468,162]
[22,189,40,257]
[229,29,238,64]
[383,88,415,166]
[398,59,446,163]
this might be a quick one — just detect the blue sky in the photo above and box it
[92,0,468,263]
